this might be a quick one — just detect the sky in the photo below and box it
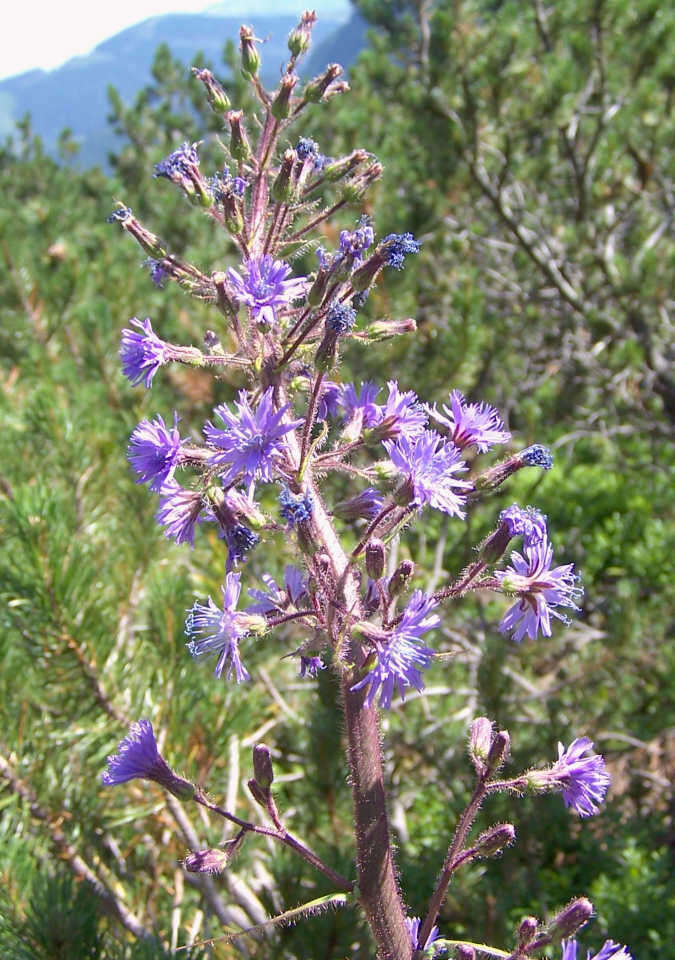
[1,1,214,80]
[1,1,351,82]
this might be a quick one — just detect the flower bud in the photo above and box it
[212,271,237,317]
[192,67,230,112]
[388,559,414,598]
[240,25,260,77]
[475,823,516,857]
[517,916,538,948]
[333,487,385,523]
[183,847,231,874]
[549,898,594,941]
[456,947,476,960]
[222,192,244,235]
[365,539,385,580]
[303,63,342,103]
[474,446,553,493]
[307,266,331,307]
[315,330,339,371]
[486,730,511,774]
[227,110,252,163]
[272,73,298,120]
[365,317,417,341]
[343,162,383,202]
[469,717,494,772]
[323,148,369,183]
[247,777,268,808]
[288,10,317,57]
[252,743,275,791]
[272,149,298,203]
[351,251,385,292]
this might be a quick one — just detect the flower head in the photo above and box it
[405,915,441,953]
[247,566,309,614]
[185,572,265,682]
[381,232,420,270]
[153,141,200,181]
[562,940,632,960]
[549,738,611,817]
[430,389,511,453]
[120,317,171,388]
[520,444,554,469]
[351,590,440,708]
[333,486,385,522]
[102,719,193,798]
[279,487,313,525]
[325,301,356,334]
[385,430,471,517]
[128,412,184,492]
[299,655,325,678]
[155,481,204,546]
[227,256,308,326]
[204,387,302,493]
[339,221,374,265]
[372,380,427,441]
[499,504,548,546]
[316,379,342,421]
[144,258,168,288]
[341,381,382,430]
[496,534,582,642]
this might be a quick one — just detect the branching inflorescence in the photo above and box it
[103,12,628,960]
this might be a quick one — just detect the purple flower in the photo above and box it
[351,591,440,709]
[227,256,308,326]
[155,481,204,546]
[247,566,309,614]
[385,430,472,517]
[562,940,632,960]
[204,387,302,493]
[102,719,193,798]
[372,380,428,441]
[128,412,184,492]
[499,504,548,546]
[339,222,374,265]
[405,916,441,952]
[381,232,420,270]
[279,487,313,525]
[154,141,200,181]
[520,444,554,469]
[299,655,325,678]
[325,301,356,334]
[185,572,265,683]
[495,534,582,642]
[333,486,385,522]
[430,390,511,453]
[120,317,171,388]
[223,523,260,568]
[550,738,611,817]
[341,381,382,430]
[144,258,168,288]
[316,379,342,421]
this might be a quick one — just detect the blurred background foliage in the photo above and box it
[0,1,672,957]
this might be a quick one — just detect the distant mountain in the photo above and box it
[0,9,367,169]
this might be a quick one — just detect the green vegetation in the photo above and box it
[0,2,672,957]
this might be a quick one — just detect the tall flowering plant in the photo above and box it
[105,14,627,960]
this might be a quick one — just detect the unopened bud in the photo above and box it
[212,271,236,317]
[252,744,274,791]
[486,730,510,774]
[288,10,317,57]
[307,266,331,307]
[343,162,383,202]
[469,717,494,772]
[272,73,298,120]
[315,330,339,371]
[247,778,268,808]
[323,149,369,183]
[351,251,385,292]
[240,25,260,77]
[366,317,417,340]
[227,110,251,163]
[192,67,230,112]
[388,559,414,598]
[456,947,476,960]
[475,823,516,857]
[303,63,342,103]
[272,149,297,203]
[549,898,594,941]
[365,539,385,580]
[184,846,234,874]
[517,917,538,948]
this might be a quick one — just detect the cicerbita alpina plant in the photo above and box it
[103,12,628,960]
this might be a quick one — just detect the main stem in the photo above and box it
[288,433,411,958]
